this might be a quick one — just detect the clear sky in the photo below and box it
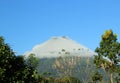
[0,0,120,55]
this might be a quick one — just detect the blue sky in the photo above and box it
[0,0,120,55]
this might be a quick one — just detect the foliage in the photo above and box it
[0,36,37,83]
[37,76,81,83]
[56,76,81,83]
[92,71,103,83]
[94,30,120,83]
[0,36,15,82]
[25,53,39,69]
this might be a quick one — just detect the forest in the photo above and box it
[0,29,120,83]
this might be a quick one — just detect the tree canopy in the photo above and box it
[94,30,120,83]
[0,36,37,83]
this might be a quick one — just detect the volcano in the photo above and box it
[24,36,97,82]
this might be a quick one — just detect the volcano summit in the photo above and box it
[25,36,95,58]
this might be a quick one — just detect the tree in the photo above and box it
[94,30,120,83]
[92,71,103,83]
[25,53,39,69]
[0,36,38,82]
[0,36,16,82]
[54,76,82,83]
